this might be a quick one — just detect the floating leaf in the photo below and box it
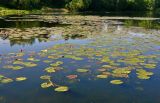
[65,55,83,60]
[27,58,40,62]
[41,82,53,88]
[23,62,37,67]
[3,65,23,70]
[136,69,153,80]
[0,75,5,81]
[143,63,156,69]
[14,61,37,67]
[50,61,63,67]
[45,67,56,73]
[102,65,112,68]
[54,86,69,92]
[112,68,131,74]
[137,75,150,80]
[1,78,13,84]
[40,75,51,80]
[16,77,27,81]
[96,74,108,79]
[110,80,123,85]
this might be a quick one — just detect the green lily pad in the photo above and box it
[144,64,156,69]
[27,58,40,62]
[1,78,13,84]
[41,82,53,88]
[65,55,83,61]
[0,75,5,81]
[137,75,150,80]
[112,68,131,74]
[40,75,51,80]
[3,65,23,70]
[136,69,153,80]
[50,61,63,67]
[110,80,123,85]
[16,77,27,81]
[54,86,69,92]
[96,74,108,79]
[23,62,37,67]
[45,67,56,73]
[14,61,37,67]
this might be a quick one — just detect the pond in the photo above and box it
[0,13,160,103]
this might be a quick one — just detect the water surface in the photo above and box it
[0,14,160,103]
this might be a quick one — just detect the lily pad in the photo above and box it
[40,75,51,80]
[14,61,37,67]
[3,65,23,70]
[16,77,27,81]
[110,80,123,85]
[41,82,53,88]
[65,55,83,61]
[23,62,37,67]
[45,67,56,73]
[54,86,69,92]
[27,58,40,62]
[0,75,4,80]
[96,74,108,79]
[1,78,13,84]
[50,61,63,67]
[136,69,153,80]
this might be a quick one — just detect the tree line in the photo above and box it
[0,0,160,11]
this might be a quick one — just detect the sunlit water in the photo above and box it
[0,14,160,103]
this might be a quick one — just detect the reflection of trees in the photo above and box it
[0,19,57,28]
[9,37,36,46]
[9,34,50,46]
[124,20,160,29]
[14,21,40,28]
[0,33,9,40]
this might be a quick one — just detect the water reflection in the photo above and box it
[0,33,89,46]
[0,18,70,28]
[123,19,160,29]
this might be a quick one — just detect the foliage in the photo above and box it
[0,0,159,11]
[65,0,92,11]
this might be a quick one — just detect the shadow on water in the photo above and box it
[0,18,70,28]
[0,33,87,47]
[77,11,160,17]
[122,19,160,29]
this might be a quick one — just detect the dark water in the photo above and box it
[0,18,70,28]
[0,14,160,103]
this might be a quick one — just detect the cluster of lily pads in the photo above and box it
[40,75,69,92]
[0,27,159,93]
[0,74,27,84]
